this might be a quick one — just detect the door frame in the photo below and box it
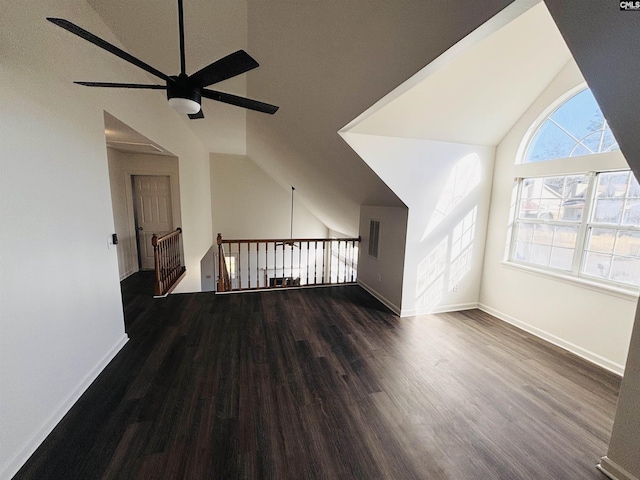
[121,166,182,279]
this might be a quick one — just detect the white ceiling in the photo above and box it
[104,111,174,156]
[85,0,565,235]
[346,2,572,146]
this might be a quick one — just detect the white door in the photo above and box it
[134,175,173,270]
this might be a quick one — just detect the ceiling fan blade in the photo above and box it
[189,50,259,88]
[75,82,166,89]
[177,0,186,75]
[47,18,172,83]
[188,110,204,119]
[202,89,279,114]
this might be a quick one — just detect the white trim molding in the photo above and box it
[1,334,129,480]
[479,303,625,376]
[598,456,639,480]
[401,302,479,317]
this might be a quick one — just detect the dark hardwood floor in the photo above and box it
[13,274,620,479]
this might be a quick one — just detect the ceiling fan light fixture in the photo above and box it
[168,97,201,114]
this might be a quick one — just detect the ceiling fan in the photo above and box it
[46,0,278,119]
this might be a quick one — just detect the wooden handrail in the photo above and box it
[152,228,186,297]
[219,236,361,244]
[215,233,361,293]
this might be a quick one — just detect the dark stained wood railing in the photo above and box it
[152,228,186,297]
[216,233,360,292]
[217,234,231,292]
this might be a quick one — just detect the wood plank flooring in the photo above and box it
[13,273,620,479]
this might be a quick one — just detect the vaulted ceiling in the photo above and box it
[86,0,563,235]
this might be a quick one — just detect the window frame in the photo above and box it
[509,169,640,291]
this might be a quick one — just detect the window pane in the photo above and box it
[550,247,574,271]
[524,88,620,163]
[526,122,575,162]
[593,199,624,224]
[596,171,630,198]
[615,231,640,257]
[532,224,554,245]
[513,241,531,263]
[586,228,616,254]
[553,226,578,248]
[530,244,551,266]
[518,175,587,221]
[629,174,640,198]
[540,199,561,220]
[549,89,601,141]
[623,199,640,226]
[611,256,640,285]
[582,252,612,279]
[570,144,591,157]
[601,128,619,153]
[516,222,534,243]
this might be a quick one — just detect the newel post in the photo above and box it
[217,233,225,292]
[152,234,162,296]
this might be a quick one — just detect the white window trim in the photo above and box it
[507,169,640,294]
[501,260,639,301]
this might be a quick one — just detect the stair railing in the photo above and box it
[215,233,360,292]
[217,233,232,292]
[152,228,186,297]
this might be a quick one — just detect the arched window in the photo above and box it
[509,87,639,289]
[524,88,619,163]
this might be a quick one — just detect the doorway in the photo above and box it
[104,112,182,282]
[132,175,174,270]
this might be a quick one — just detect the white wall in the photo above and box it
[479,60,637,375]
[107,148,181,281]
[208,153,330,287]
[358,206,408,314]
[211,153,329,240]
[345,134,495,316]
[0,1,212,477]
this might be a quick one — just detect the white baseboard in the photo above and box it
[1,334,129,480]
[401,302,479,317]
[598,456,639,480]
[478,303,624,376]
[119,268,137,281]
[357,280,401,316]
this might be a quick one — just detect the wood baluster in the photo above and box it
[350,240,355,282]
[236,242,240,290]
[321,240,325,284]
[298,241,302,285]
[152,234,160,296]
[217,233,225,292]
[264,242,268,288]
[343,240,347,283]
[314,241,317,285]
[306,241,309,286]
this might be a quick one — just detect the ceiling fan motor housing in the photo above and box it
[167,73,201,105]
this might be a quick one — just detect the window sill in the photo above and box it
[500,261,640,301]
